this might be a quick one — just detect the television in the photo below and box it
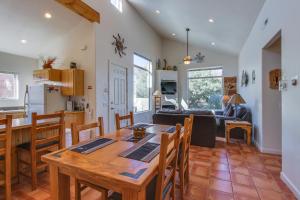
[161,81,177,95]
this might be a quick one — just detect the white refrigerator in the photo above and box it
[27,84,66,116]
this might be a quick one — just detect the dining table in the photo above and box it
[41,124,176,200]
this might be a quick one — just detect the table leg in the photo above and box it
[226,128,230,144]
[247,128,251,145]
[122,189,145,200]
[49,165,70,200]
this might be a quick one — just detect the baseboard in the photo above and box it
[253,139,281,155]
[260,146,282,155]
[281,172,300,199]
[216,137,226,142]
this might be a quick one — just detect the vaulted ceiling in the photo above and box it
[0,0,84,58]
[128,0,266,55]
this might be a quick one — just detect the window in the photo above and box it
[0,72,19,100]
[133,54,152,113]
[187,67,223,110]
[110,0,122,12]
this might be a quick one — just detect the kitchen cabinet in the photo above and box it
[33,69,61,82]
[64,111,85,128]
[61,69,84,96]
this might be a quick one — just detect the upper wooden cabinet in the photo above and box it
[33,69,61,82]
[61,69,84,96]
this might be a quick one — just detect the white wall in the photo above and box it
[0,51,38,107]
[84,0,162,131]
[262,49,282,153]
[239,0,300,197]
[162,39,238,103]
[40,20,96,123]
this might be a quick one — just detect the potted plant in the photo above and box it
[42,57,56,69]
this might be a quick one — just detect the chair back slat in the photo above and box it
[115,111,134,130]
[71,117,104,145]
[36,124,62,133]
[35,112,64,120]
[155,123,181,200]
[0,134,6,142]
[36,136,60,145]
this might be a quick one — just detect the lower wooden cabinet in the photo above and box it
[64,111,85,128]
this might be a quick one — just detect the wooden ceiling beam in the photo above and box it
[55,0,100,23]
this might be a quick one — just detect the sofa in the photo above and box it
[214,104,252,139]
[153,110,217,148]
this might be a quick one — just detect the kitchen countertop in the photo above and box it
[0,117,58,131]
[0,109,25,113]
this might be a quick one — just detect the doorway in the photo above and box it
[108,62,128,132]
[261,32,282,154]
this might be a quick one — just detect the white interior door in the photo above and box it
[109,62,127,132]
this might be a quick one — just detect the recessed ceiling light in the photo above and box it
[20,39,27,44]
[155,10,160,14]
[209,18,215,23]
[44,12,52,19]
[211,42,216,46]
[172,33,176,36]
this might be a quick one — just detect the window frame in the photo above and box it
[0,71,19,100]
[187,67,224,110]
[133,53,152,114]
[110,0,123,13]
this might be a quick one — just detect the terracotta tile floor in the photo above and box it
[0,138,296,200]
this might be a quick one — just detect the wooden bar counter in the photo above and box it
[0,117,59,179]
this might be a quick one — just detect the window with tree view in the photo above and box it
[133,54,152,113]
[0,72,19,100]
[188,68,223,110]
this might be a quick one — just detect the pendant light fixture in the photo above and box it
[183,28,192,65]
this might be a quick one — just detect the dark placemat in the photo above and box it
[120,168,147,179]
[71,138,116,154]
[122,132,155,143]
[126,123,154,130]
[161,126,176,133]
[120,142,160,163]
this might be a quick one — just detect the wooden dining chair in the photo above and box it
[178,114,194,198]
[17,111,64,190]
[108,124,182,200]
[71,117,104,145]
[0,115,12,200]
[115,111,134,130]
[155,123,182,200]
[71,117,108,200]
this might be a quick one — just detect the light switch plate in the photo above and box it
[291,75,299,86]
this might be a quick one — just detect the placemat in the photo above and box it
[126,123,154,130]
[71,138,116,154]
[161,126,176,133]
[122,132,156,143]
[120,142,160,163]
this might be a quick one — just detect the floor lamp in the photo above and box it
[153,90,162,113]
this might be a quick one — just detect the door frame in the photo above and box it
[108,60,128,132]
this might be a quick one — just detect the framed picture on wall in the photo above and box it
[252,70,256,84]
[224,77,237,95]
